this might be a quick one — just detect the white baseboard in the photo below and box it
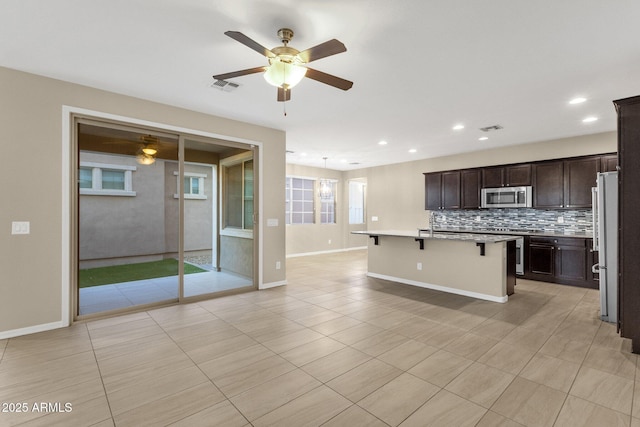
[260,280,287,290]
[0,321,66,340]
[287,246,367,258]
[367,272,508,303]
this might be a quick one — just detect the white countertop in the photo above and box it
[352,230,520,243]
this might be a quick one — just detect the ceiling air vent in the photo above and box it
[211,79,240,92]
[479,125,503,132]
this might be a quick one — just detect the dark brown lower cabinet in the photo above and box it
[556,243,588,282]
[524,236,594,288]
[529,242,555,276]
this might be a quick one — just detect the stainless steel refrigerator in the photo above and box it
[592,171,618,323]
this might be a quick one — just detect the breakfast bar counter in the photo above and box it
[352,230,519,303]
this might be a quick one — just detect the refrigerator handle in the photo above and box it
[591,186,599,252]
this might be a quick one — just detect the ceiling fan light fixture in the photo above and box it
[136,152,156,165]
[264,58,307,89]
[141,145,157,156]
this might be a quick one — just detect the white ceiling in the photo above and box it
[2,0,639,170]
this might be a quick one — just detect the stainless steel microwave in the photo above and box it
[481,186,532,208]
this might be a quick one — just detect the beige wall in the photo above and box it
[287,132,616,255]
[0,66,286,337]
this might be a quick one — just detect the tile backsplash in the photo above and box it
[432,208,593,234]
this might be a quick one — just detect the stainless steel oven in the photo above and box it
[515,237,524,275]
[481,186,532,208]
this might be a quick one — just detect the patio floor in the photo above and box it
[79,270,253,315]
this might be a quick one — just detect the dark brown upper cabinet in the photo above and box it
[601,154,618,172]
[442,172,461,209]
[564,157,601,208]
[424,172,442,210]
[425,153,615,211]
[534,156,602,209]
[533,161,564,208]
[482,164,531,187]
[424,171,461,210]
[506,164,533,186]
[461,169,481,209]
[482,167,503,188]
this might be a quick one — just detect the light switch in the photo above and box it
[266,218,279,227]
[371,216,379,222]
[12,221,30,235]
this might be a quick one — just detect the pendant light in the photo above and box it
[319,157,333,200]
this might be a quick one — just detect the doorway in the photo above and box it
[74,119,256,318]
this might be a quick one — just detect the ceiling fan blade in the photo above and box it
[224,31,275,58]
[277,87,291,102]
[304,68,353,91]
[298,39,347,63]
[213,66,266,81]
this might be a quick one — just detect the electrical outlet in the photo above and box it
[417,262,422,270]
[557,216,564,223]
[275,261,281,270]
[12,221,30,235]
[328,239,332,244]
[371,216,379,222]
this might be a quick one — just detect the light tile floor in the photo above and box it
[1,250,638,426]
[79,270,253,315]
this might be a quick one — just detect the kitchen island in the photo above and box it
[352,230,519,303]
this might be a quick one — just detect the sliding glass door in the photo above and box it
[181,138,254,299]
[77,122,180,315]
[75,122,256,318]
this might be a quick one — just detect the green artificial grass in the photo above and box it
[79,258,207,288]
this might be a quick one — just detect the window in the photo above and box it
[349,180,366,224]
[173,171,207,199]
[185,176,200,195]
[243,160,254,229]
[102,170,125,190]
[285,177,315,224]
[221,154,253,237]
[78,168,93,189]
[79,161,136,196]
[320,180,337,224]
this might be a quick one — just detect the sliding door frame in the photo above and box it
[63,106,263,323]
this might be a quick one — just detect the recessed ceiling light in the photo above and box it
[300,152,307,156]
[569,97,587,105]
[340,159,347,163]
[478,137,489,141]
[582,116,598,123]
[409,149,417,153]
[378,140,388,145]
[453,124,465,130]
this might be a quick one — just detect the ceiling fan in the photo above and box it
[213,28,353,102]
